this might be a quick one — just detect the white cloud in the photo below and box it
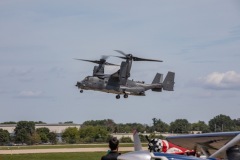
[199,71,240,90]
[18,90,43,98]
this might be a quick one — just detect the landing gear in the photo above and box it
[124,94,128,98]
[116,95,120,99]
[80,90,83,93]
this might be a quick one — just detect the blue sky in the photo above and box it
[0,0,240,125]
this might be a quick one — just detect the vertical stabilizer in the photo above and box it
[152,73,163,92]
[152,73,163,84]
[163,72,175,91]
[133,130,142,151]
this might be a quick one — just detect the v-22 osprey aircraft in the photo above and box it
[75,50,175,99]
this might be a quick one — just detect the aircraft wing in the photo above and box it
[166,131,240,158]
[109,70,120,78]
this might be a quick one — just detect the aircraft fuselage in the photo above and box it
[76,76,161,96]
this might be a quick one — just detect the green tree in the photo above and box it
[169,119,190,133]
[0,129,10,145]
[79,126,109,143]
[233,118,240,130]
[191,121,210,133]
[36,127,50,143]
[152,118,169,133]
[119,136,132,143]
[148,133,165,139]
[139,134,148,143]
[115,123,147,133]
[209,114,236,132]
[29,132,41,145]
[48,132,57,144]
[15,128,30,144]
[34,121,46,124]
[82,119,116,132]
[1,121,17,124]
[64,121,73,124]
[14,121,35,144]
[62,127,80,144]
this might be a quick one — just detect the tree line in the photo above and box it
[0,121,57,146]
[0,114,239,145]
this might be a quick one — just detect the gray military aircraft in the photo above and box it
[75,51,175,99]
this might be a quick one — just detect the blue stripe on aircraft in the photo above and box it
[153,152,216,160]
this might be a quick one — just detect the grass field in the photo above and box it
[0,144,146,160]
[0,152,107,160]
[0,143,148,150]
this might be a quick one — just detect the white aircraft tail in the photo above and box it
[133,130,143,151]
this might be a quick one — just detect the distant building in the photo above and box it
[0,123,81,142]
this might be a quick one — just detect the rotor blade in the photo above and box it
[74,58,101,64]
[114,50,163,62]
[112,55,127,60]
[114,50,128,56]
[74,58,119,66]
[105,62,120,66]
[132,56,163,62]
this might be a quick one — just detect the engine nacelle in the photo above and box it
[93,65,104,76]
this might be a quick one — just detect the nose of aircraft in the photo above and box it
[76,81,86,88]
[75,81,82,88]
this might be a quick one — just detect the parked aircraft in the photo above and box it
[146,136,195,156]
[117,131,240,160]
[167,131,240,159]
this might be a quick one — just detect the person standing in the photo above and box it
[101,137,121,160]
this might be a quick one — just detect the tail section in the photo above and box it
[163,72,175,91]
[133,130,142,151]
[152,73,163,84]
[152,73,163,92]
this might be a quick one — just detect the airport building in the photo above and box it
[0,123,81,141]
